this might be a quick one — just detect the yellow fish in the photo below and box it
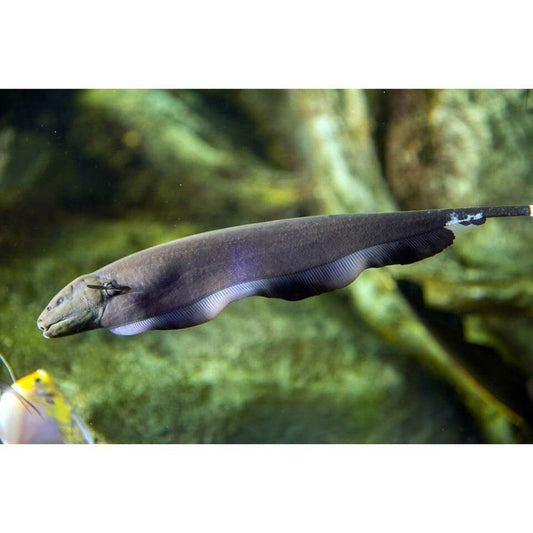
[0,355,93,444]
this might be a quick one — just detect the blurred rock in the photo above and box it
[69,89,315,227]
[291,89,395,213]
[386,89,532,209]
[0,125,79,251]
[233,89,307,171]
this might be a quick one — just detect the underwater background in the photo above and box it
[0,89,532,443]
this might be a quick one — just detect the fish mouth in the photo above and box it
[37,307,102,338]
[37,315,76,339]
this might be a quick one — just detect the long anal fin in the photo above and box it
[365,227,455,268]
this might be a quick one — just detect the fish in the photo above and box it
[0,354,94,444]
[37,205,532,338]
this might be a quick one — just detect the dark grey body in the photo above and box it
[37,205,531,337]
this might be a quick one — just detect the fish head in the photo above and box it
[16,369,54,395]
[37,275,108,338]
[15,369,72,422]
[14,369,56,407]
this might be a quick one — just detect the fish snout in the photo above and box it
[37,316,50,338]
[37,309,57,338]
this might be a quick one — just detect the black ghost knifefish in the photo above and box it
[37,205,532,338]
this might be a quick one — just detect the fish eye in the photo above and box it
[35,377,42,384]
[57,296,64,305]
